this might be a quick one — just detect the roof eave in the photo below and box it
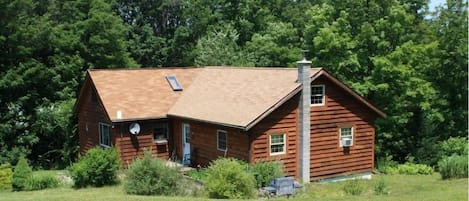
[111,116,168,123]
[166,114,246,130]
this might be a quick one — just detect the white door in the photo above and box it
[182,123,191,165]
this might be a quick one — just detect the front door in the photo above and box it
[182,123,191,165]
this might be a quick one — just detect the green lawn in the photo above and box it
[0,174,466,201]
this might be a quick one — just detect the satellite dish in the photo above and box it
[129,123,141,135]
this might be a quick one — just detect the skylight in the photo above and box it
[166,75,183,91]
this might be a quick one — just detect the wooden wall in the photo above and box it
[172,119,249,167]
[77,80,111,155]
[310,76,377,180]
[248,94,300,178]
[77,80,170,166]
[114,120,170,167]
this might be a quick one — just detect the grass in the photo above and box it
[0,173,466,201]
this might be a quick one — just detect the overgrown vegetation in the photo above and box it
[343,179,365,196]
[24,171,60,191]
[204,158,256,199]
[12,157,33,191]
[70,147,121,188]
[374,178,390,195]
[249,160,284,188]
[438,155,468,179]
[124,152,182,196]
[0,163,12,190]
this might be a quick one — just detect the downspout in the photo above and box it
[297,51,311,183]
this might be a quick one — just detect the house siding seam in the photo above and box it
[310,76,377,180]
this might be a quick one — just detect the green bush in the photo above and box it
[374,178,390,195]
[24,172,60,191]
[396,163,434,175]
[0,163,13,190]
[205,158,256,199]
[70,147,121,188]
[439,137,468,158]
[250,160,284,188]
[375,155,398,174]
[343,179,365,196]
[438,154,468,179]
[124,153,183,195]
[12,157,33,191]
[186,169,207,182]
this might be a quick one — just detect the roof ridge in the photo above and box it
[88,67,201,72]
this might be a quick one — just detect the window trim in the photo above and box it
[217,130,227,151]
[99,122,111,148]
[311,84,325,106]
[269,133,286,156]
[339,127,354,147]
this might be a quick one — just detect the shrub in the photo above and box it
[250,160,284,188]
[375,155,398,174]
[343,179,365,196]
[439,137,468,158]
[438,154,468,179]
[12,157,33,191]
[186,169,207,182]
[70,147,121,188]
[24,172,60,191]
[396,163,434,175]
[124,153,182,195]
[0,163,13,190]
[205,158,256,199]
[374,178,390,195]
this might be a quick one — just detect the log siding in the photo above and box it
[310,76,377,180]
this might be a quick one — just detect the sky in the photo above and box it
[428,0,446,12]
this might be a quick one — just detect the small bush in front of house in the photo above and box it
[396,163,434,175]
[343,179,365,196]
[124,152,183,195]
[12,157,33,191]
[374,178,390,195]
[249,160,284,188]
[24,172,60,191]
[205,158,256,199]
[70,147,121,188]
[0,163,13,190]
[438,154,468,179]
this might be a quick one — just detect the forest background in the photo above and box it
[0,0,466,169]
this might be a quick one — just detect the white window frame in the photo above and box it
[217,130,227,151]
[269,133,286,155]
[339,127,354,147]
[311,84,325,106]
[99,122,111,148]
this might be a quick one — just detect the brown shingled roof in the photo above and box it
[88,68,201,121]
[82,66,384,129]
[168,67,321,129]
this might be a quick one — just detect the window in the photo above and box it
[153,123,169,140]
[217,130,227,151]
[311,85,325,105]
[339,127,353,147]
[270,133,286,155]
[166,75,183,91]
[99,123,111,147]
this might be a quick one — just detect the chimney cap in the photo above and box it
[300,50,309,61]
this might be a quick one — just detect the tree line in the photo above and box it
[0,0,467,168]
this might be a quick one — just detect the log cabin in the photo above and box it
[74,58,386,182]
